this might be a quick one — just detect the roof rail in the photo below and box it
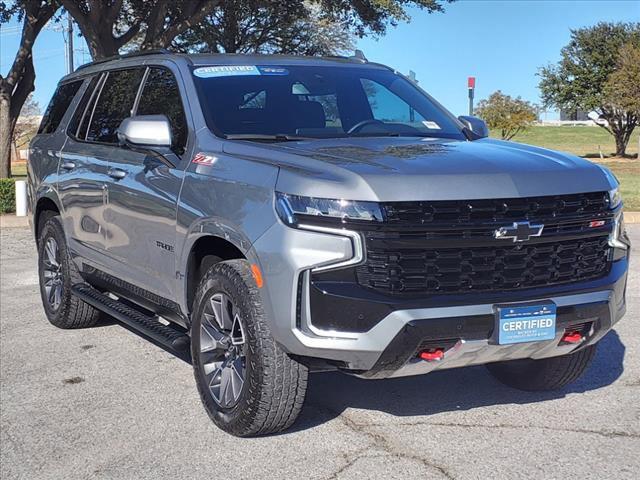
[75,49,172,72]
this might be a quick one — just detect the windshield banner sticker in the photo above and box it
[194,66,289,78]
[194,66,261,78]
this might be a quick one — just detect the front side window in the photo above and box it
[193,65,464,140]
[87,68,145,144]
[38,80,83,134]
[136,67,188,153]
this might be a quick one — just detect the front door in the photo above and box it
[104,66,190,300]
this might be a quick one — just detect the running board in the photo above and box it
[72,284,190,352]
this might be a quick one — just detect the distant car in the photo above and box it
[28,51,630,437]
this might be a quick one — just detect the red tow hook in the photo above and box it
[419,348,445,362]
[561,331,583,344]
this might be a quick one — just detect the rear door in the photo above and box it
[57,74,110,258]
[104,66,190,300]
[59,69,145,270]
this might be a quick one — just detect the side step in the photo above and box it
[72,284,190,352]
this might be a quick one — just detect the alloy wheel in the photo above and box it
[42,237,63,311]
[199,292,247,409]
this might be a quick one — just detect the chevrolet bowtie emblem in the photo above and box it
[494,221,544,242]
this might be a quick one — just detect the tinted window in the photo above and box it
[67,75,102,140]
[361,79,426,125]
[38,80,83,134]
[87,68,144,143]
[193,65,464,139]
[136,68,188,153]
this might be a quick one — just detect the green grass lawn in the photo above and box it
[11,162,27,178]
[491,126,640,211]
[496,125,639,158]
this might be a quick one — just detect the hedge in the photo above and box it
[0,178,16,214]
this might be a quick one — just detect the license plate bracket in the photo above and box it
[494,302,557,345]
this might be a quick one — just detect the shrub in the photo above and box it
[0,179,16,214]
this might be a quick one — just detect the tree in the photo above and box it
[173,1,355,56]
[65,1,454,60]
[61,0,221,59]
[0,0,60,178]
[539,22,640,157]
[475,91,538,140]
[604,43,640,116]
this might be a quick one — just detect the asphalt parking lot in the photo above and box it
[1,224,639,480]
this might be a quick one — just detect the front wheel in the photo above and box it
[191,259,308,436]
[486,344,597,391]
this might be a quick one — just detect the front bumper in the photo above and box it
[252,221,628,378]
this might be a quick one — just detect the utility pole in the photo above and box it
[66,13,74,74]
[468,77,475,116]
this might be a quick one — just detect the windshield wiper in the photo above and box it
[224,134,313,142]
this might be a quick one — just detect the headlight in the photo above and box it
[608,186,622,210]
[598,165,622,209]
[275,192,384,226]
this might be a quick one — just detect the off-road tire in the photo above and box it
[486,344,597,391]
[191,259,308,436]
[37,214,100,329]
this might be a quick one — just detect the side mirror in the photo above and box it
[458,115,489,139]
[117,115,172,148]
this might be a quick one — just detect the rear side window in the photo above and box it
[38,80,83,134]
[68,75,102,140]
[87,68,145,144]
[136,68,188,153]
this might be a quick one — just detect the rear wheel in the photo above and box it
[191,259,308,436]
[37,215,100,329]
[486,345,597,391]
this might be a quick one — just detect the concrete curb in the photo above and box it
[2,213,640,229]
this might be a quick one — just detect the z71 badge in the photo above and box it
[192,152,218,166]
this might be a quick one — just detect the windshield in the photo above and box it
[192,64,465,140]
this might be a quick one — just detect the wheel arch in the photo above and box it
[184,234,248,315]
[34,194,62,240]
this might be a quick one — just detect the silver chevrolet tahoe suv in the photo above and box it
[28,51,630,437]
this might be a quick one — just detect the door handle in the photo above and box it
[61,161,76,170]
[108,168,127,180]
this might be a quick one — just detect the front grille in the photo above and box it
[352,192,614,296]
[382,191,610,226]
[356,237,611,295]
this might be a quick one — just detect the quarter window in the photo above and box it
[136,68,188,153]
[87,68,145,144]
[38,80,83,134]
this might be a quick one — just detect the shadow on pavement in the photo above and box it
[292,329,625,432]
[96,311,625,432]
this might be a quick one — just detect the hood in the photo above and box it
[222,136,612,202]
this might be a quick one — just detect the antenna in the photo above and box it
[353,49,368,62]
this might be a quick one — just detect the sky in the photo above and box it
[1,0,639,118]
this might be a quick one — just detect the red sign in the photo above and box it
[468,77,476,89]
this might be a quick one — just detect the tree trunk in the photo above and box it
[614,131,627,157]
[0,90,12,178]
